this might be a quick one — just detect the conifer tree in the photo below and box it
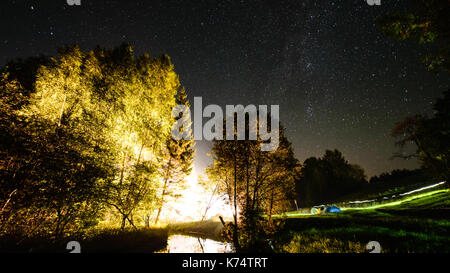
[154,87,195,224]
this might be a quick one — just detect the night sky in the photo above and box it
[1,0,449,178]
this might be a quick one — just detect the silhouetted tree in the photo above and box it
[207,117,299,251]
[377,0,450,73]
[295,149,367,207]
[391,90,450,188]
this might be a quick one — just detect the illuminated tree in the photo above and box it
[0,44,182,239]
[154,87,195,224]
[94,46,180,229]
[0,51,117,239]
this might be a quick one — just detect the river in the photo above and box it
[157,234,233,253]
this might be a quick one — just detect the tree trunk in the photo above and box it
[119,150,127,186]
[155,158,172,224]
[121,215,126,230]
[127,213,137,230]
[136,143,145,165]
[268,191,274,222]
[413,137,447,184]
[154,179,168,224]
[202,182,219,221]
[251,156,261,210]
[233,151,239,249]
[57,94,66,127]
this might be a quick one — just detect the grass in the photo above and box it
[0,220,224,253]
[282,234,366,253]
[341,189,449,210]
[332,176,442,204]
[278,188,450,253]
[0,228,169,253]
[80,228,168,253]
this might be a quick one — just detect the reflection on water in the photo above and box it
[158,235,233,253]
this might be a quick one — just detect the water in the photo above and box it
[158,234,233,253]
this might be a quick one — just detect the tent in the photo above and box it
[324,206,341,213]
[311,205,341,214]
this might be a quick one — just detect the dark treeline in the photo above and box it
[370,169,427,184]
[294,149,366,207]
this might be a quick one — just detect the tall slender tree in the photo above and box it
[207,118,299,250]
[154,87,195,224]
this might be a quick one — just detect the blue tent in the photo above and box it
[324,206,341,213]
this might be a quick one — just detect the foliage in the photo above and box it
[154,87,195,224]
[282,233,366,253]
[0,59,115,240]
[377,0,450,73]
[391,90,450,188]
[0,44,183,242]
[369,168,424,184]
[207,116,299,250]
[295,149,367,207]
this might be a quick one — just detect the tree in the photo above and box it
[0,52,116,239]
[295,149,367,207]
[93,46,180,229]
[377,0,450,73]
[207,117,299,251]
[154,87,195,224]
[0,44,181,240]
[391,90,450,188]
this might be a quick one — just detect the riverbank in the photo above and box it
[167,220,224,241]
[0,228,169,253]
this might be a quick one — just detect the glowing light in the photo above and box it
[342,181,447,207]
[281,181,448,217]
[158,235,232,253]
[398,181,446,196]
[342,189,448,211]
[348,199,377,204]
[159,168,233,223]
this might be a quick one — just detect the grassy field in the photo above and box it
[278,189,450,253]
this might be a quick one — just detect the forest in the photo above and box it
[0,43,448,252]
[0,0,449,253]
